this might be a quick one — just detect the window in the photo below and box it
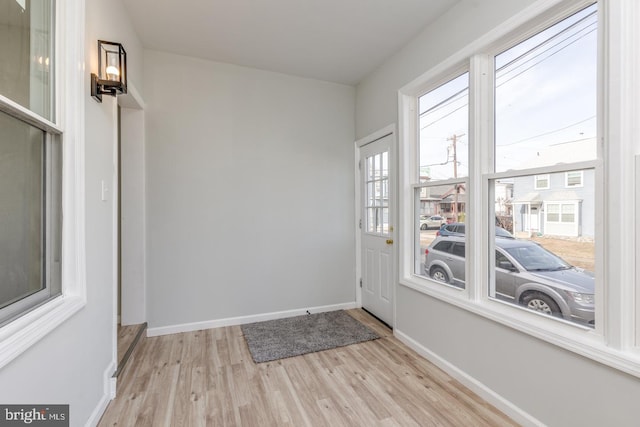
[546,203,560,222]
[415,72,469,286]
[400,0,640,377]
[490,3,597,326]
[0,0,61,326]
[365,151,390,235]
[0,0,85,369]
[566,170,584,187]
[534,175,550,189]
[562,204,575,222]
[396,0,640,374]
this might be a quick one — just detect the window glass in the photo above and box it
[561,204,575,222]
[495,4,597,173]
[452,243,465,258]
[0,111,44,309]
[566,171,583,187]
[365,151,389,235]
[535,175,550,189]
[433,241,453,252]
[496,251,515,270]
[546,204,560,222]
[492,170,595,327]
[419,73,469,180]
[490,4,597,328]
[0,0,55,121]
[415,181,466,286]
[417,73,469,285]
[0,1,60,326]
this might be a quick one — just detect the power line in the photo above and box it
[496,9,596,73]
[496,116,595,147]
[497,21,596,83]
[419,9,596,128]
[421,102,467,130]
[419,86,468,118]
[496,28,596,88]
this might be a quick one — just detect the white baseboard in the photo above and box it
[86,360,117,427]
[394,329,544,427]
[146,302,358,337]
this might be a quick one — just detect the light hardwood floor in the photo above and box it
[118,324,142,364]
[99,309,518,426]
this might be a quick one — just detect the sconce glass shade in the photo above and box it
[91,40,127,102]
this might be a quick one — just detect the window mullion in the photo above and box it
[600,0,640,350]
[468,54,493,303]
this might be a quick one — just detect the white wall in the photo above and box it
[0,0,144,425]
[144,50,356,330]
[120,104,146,325]
[356,0,640,425]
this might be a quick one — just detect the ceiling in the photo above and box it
[121,0,459,86]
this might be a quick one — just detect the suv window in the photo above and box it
[433,241,453,252]
[452,242,465,258]
[496,250,514,270]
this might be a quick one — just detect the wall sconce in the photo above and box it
[91,40,127,103]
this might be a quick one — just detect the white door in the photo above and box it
[359,133,395,327]
[530,207,539,233]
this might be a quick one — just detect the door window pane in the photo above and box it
[365,150,390,236]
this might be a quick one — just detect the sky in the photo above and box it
[418,3,597,179]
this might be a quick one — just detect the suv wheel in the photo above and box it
[521,292,561,317]
[420,224,427,230]
[430,266,449,283]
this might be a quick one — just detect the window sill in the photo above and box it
[0,295,85,369]
[399,277,640,379]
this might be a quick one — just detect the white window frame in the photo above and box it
[534,174,550,190]
[399,0,640,378]
[566,170,584,187]
[0,0,87,369]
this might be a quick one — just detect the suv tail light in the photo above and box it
[425,248,429,256]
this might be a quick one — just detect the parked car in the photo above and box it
[436,222,514,239]
[419,215,446,230]
[423,236,595,326]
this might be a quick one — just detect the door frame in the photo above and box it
[110,83,147,396]
[354,124,398,327]
[118,86,147,327]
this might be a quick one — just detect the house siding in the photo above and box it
[512,169,595,238]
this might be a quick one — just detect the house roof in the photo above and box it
[513,191,582,203]
[513,192,542,203]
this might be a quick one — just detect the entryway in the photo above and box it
[357,126,397,327]
[115,89,147,379]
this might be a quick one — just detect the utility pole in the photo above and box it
[447,133,465,221]
[448,134,459,179]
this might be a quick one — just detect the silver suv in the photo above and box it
[423,236,595,326]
